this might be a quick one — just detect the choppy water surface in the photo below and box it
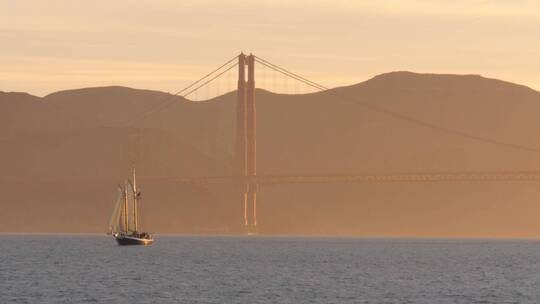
[2,235,540,303]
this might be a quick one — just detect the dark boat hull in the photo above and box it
[114,234,153,246]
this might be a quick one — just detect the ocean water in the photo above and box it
[2,235,540,303]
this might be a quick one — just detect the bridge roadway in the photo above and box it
[149,171,540,185]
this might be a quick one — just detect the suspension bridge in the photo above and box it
[130,52,540,233]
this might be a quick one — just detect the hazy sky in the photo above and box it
[1,0,539,96]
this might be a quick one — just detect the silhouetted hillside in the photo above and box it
[2,72,540,236]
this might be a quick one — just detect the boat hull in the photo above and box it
[114,234,153,246]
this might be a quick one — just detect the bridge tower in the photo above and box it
[236,53,258,233]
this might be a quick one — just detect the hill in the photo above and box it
[2,72,540,236]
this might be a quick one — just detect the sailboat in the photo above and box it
[108,168,154,245]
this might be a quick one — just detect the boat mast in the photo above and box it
[133,167,138,232]
[124,180,129,232]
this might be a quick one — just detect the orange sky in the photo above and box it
[1,0,539,96]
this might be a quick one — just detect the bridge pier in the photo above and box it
[244,182,258,234]
[237,53,258,234]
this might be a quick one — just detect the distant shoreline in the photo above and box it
[2,232,540,242]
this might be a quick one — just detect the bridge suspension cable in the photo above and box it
[254,55,540,154]
[120,55,239,127]
[117,52,540,156]
[254,56,327,92]
[177,55,238,97]
[181,61,237,99]
[119,52,540,160]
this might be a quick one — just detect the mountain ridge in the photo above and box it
[5,70,539,101]
[2,71,540,236]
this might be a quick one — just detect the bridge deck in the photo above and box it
[160,171,540,185]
